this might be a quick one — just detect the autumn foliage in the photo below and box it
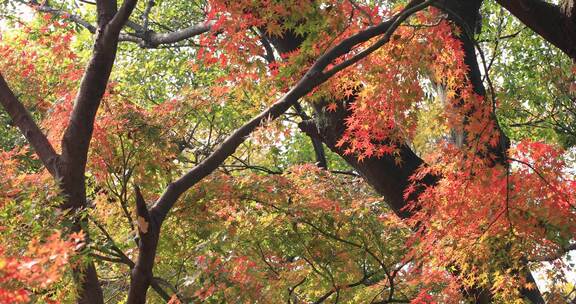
[0,0,575,303]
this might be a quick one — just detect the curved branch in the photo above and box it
[150,0,433,224]
[23,0,211,48]
[323,0,437,78]
[0,74,59,175]
[124,1,434,301]
[35,3,97,33]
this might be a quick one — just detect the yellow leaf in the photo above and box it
[524,282,536,290]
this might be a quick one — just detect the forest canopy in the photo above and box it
[0,0,575,303]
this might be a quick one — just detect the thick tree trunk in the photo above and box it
[280,0,545,302]
[74,263,105,304]
[496,0,576,59]
[56,159,105,304]
[55,1,138,302]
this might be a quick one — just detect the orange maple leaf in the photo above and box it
[326,102,338,112]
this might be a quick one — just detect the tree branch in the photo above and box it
[59,0,137,210]
[34,2,97,33]
[96,0,118,27]
[293,102,328,169]
[149,0,433,225]
[495,0,576,59]
[140,21,214,47]
[108,0,139,34]
[127,186,160,304]
[124,2,432,301]
[323,0,437,79]
[0,74,59,175]
[134,185,151,234]
[24,0,213,48]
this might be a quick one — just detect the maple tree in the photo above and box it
[0,0,576,303]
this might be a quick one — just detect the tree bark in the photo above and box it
[127,187,159,304]
[286,0,545,302]
[124,3,437,301]
[1,0,138,302]
[496,0,576,60]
